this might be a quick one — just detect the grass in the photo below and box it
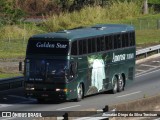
[43,1,141,32]
[0,73,22,79]
[0,1,145,59]
[1,1,160,78]
[136,29,160,45]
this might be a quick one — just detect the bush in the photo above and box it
[43,1,141,32]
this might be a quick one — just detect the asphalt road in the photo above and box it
[0,56,160,118]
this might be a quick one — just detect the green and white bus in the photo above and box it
[24,24,135,102]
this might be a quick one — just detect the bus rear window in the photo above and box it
[27,39,69,55]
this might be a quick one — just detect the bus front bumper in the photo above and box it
[25,90,68,101]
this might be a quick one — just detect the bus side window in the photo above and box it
[79,40,83,55]
[83,39,87,54]
[105,36,109,50]
[122,33,126,47]
[125,33,129,47]
[130,32,135,46]
[97,37,101,52]
[92,38,96,53]
[71,41,78,55]
[113,34,118,49]
[109,36,113,50]
[117,34,121,48]
[88,39,92,53]
[70,62,78,78]
[100,36,105,51]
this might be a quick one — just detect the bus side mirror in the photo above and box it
[19,61,23,72]
[70,62,78,77]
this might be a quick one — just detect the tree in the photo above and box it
[143,0,148,14]
[0,0,25,24]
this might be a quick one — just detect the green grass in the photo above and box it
[0,2,160,59]
[0,73,22,79]
[136,29,160,45]
[43,1,141,32]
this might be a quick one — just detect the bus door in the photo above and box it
[103,65,110,90]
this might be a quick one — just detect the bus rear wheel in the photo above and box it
[118,75,124,92]
[75,83,83,102]
[111,76,118,94]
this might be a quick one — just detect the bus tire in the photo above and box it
[75,83,83,102]
[118,75,124,92]
[111,76,118,94]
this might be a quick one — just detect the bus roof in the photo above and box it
[31,24,134,41]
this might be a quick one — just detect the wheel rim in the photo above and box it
[119,77,124,90]
[77,84,83,99]
[113,77,117,91]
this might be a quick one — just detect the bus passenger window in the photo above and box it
[79,40,83,55]
[97,37,101,52]
[92,38,96,53]
[114,35,118,49]
[105,36,109,50]
[100,37,105,51]
[88,39,92,53]
[117,34,121,48]
[125,33,129,47]
[130,32,135,46]
[83,39,87,54]
[122,34,126,47]
[71,41,77,55]
[108,36,113,50]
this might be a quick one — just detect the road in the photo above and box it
[0,56,160,118]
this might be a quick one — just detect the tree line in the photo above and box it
[0,0,157,25]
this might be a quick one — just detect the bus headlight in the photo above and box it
[56,88,68,92]
[25,84,34,90]
[26,87,35,90]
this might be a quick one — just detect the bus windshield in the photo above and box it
[27,39,69,55]
[28,59,68,81]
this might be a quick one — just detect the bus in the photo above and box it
[24,24,135,102]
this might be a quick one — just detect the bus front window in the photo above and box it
[28,59,68,81]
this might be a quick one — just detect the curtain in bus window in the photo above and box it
[92,38,96,52]
[88,39,92,53]
[79,40,83,55]
[71,41,78,55]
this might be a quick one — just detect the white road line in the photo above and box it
[140,64,157,68]
[136,69,145,72]
[56,105,81,111]
[116,91,141,98]
[0,104,12,108]
[154,117,160,120]
[0,118,15,120]
[152,61,160,63]
[136,68,160,78]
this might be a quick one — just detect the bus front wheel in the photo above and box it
[75,83,83,102]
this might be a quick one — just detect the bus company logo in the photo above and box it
[36,42,67,49]
[2,112,11,117]
[112,53,134,62]
[112,53,126,62]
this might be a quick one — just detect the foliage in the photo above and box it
[43,1,141,32]
[148,0,160,4]
[0,0,25,24]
